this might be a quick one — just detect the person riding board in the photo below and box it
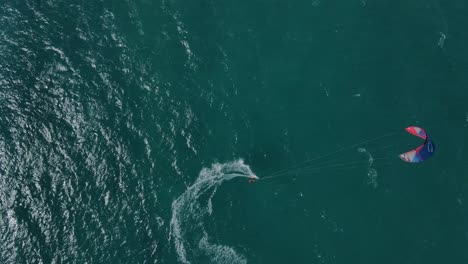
[248,174,258,183]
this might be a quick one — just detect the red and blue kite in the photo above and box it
[399,126,435,163]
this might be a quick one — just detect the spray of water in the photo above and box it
[357,148,378,188]
[170,160,253,264]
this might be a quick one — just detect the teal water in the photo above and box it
[1,0,467,263]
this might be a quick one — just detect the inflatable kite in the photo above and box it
[399,126,435,163]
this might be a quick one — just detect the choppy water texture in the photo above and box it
[1,0,468,263]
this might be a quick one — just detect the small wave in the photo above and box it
[170,160,252,264]
[161,0,198,71]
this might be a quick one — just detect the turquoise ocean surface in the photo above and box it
[1,0,467,263]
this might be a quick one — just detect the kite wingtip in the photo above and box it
[399,153,410,162]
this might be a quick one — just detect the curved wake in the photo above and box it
[357,148,378,188]
[170,160,252,264]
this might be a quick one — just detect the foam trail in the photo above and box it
[357,148,378,188]
[170,160,252,264]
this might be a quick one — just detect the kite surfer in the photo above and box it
[248,174,259,183]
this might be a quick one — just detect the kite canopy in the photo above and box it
[399,126,435,163]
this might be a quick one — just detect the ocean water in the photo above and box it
[1,0,468,263]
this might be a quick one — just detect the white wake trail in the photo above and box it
[170,160,252,264]
[357,148,378,188]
